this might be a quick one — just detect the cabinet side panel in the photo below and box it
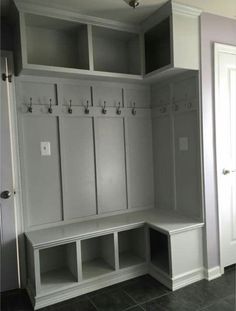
[171,229,203,276]
[172,14,199,70]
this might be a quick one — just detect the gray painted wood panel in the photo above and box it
[61,117,97,219]
[153,116,174,211]
[62,84,91,107]
[126,117,154,209]
[174,111,201,219]
[22,116,63,226]
[93,85,123,107]
[18,81,57,106]
[124,87,151,108]
[95,118,127,213]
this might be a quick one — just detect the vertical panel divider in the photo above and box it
[170,83,177,211]
[57,83,66,221]
[140,33,145,76]
[114,232,119,271]
[76,240,83,282]
[87,24,94,71]
[123,116,132,209]
[145,225,150,265]
[34,249,41,293]
[92,117,99,215]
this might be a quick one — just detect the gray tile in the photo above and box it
[125,307,144,311]
[172,281,219,310]
[203,299,234,311]
[142,292,197,311]
[122,275,169,304]
[91,289,135,311]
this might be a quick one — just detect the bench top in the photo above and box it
[25,209,204,249]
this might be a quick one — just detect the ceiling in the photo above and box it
[1,0,236,22]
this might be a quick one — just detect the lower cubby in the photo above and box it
[149,228,170,275]
[39,242,78,292]
[81,234,116,280]
[118,227,146,269]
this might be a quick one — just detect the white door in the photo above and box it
[215,43,236,269]
[0,53,20,291]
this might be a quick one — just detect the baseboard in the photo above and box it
[204,266,222,281]
[149,264,205,291]
[33,264,148,310]
[172,268,204,290]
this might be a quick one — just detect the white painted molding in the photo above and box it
[172,268,204,290]
[172,2,202,17]
[204,266,222,281]
[149,265,205,291]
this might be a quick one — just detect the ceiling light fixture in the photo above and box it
[128,0,140,9]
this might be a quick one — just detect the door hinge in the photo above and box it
[2,73,12,83]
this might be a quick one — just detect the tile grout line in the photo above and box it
[87,295,100,311]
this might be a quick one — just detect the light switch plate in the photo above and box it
[179,137,189,151]
[40,142,51,156]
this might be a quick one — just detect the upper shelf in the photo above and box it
[14,0,201,83]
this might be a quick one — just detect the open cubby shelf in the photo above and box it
[25,14,89,70]
[39,243,78,291]
[92,26,141,75]
[118,227,146,269]
[81,234,115,280]
[145,17,171,74]
[149,228,170,275]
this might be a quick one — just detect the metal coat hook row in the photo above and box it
[48,99,53,113]
[68,100,73,114]
[84,100,90,114]
[28,97,33,113]
[132,102,136,115]
[102,101,107,114]
[116,102,121,115]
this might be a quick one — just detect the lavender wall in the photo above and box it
[200,13,236,268]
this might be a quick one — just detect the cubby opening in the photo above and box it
[81,234,115,280]
[39,243,78,291]
[25,14,89,70]
[145,17,171,74]
[149,228,170,275]
[92,26,141,75]
[118,227,146,269]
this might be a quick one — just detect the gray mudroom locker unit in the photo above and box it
[12,0,205,309]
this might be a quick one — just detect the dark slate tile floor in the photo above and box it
[1,266,235,311]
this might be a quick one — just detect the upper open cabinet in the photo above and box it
[142,1,201,80]
[13,0,201,82]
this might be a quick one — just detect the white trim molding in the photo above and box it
[204,266,222,281]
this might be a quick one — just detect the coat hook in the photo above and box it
[132,102,136,116]
[102,101,107,114]
[84,100,90,114]
[28,97,33,113]
[160,106,166,114]
[48,99,53,113]
[68,100,73,114]
[116,102,121,115]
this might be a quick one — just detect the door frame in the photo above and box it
[214,43,236,273]
[1,50,23,289]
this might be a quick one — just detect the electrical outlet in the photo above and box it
[40,142,51,156]
[179,137,188,151]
